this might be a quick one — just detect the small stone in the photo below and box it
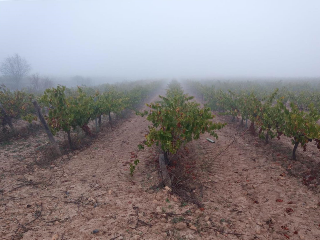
[299,233,305,239]
[108,190,112,195]
[92,229,99,234]
[204,216,210,221]
[186,233,195,239]
[26,175,35,182]
[156,206,162,213]
[161,217,167,223]
[255,225,261,234]
[51,234,59,240]
[189,224,197,231]
[175,222,187,230]
[171,196,178,202]
[161,232,168,238]
[195,210,201,214]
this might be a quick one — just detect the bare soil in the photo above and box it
[1,92,320,240]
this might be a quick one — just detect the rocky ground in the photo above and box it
[1,91,320,240]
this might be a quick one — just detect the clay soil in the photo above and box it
[1,92,320,240]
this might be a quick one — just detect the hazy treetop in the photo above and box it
[0,0,319,79]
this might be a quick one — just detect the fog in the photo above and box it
[0,0,320,81]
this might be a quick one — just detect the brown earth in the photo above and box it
[1,91,320,240]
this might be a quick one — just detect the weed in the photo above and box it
[180,202,188,207]
[172,217,184,223]
[185,210,191,215]
[130,159,140,176]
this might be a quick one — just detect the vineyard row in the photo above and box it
[185,80,320,160]
[0,81,162,149]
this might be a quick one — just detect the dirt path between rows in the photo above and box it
[182,119,320,240]
[1,90,320,240]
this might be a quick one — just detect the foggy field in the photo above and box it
[1,79,320,240]
[1,1,320,240]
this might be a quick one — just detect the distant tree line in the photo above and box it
[0,53,93,92]
[0,54,31,90]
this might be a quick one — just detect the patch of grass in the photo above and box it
[172,217,184,224]
[185,210,191,215]
[220,218,232,225]
[180,202,188,207]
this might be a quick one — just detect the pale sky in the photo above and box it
[0,0,319,79]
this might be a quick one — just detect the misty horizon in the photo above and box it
[0,0,320,80]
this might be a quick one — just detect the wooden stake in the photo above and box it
[159,154,172,188]
[32,100,61,156]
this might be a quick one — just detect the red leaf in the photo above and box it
[276,199,283,202]
[285,208,294,214]
[254,200,259,204]
[284,233,290,239]
[288,201,294,204]
[294,231,298,234]
[200,208,205,211]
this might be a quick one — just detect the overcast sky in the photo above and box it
[0,0,319,79]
